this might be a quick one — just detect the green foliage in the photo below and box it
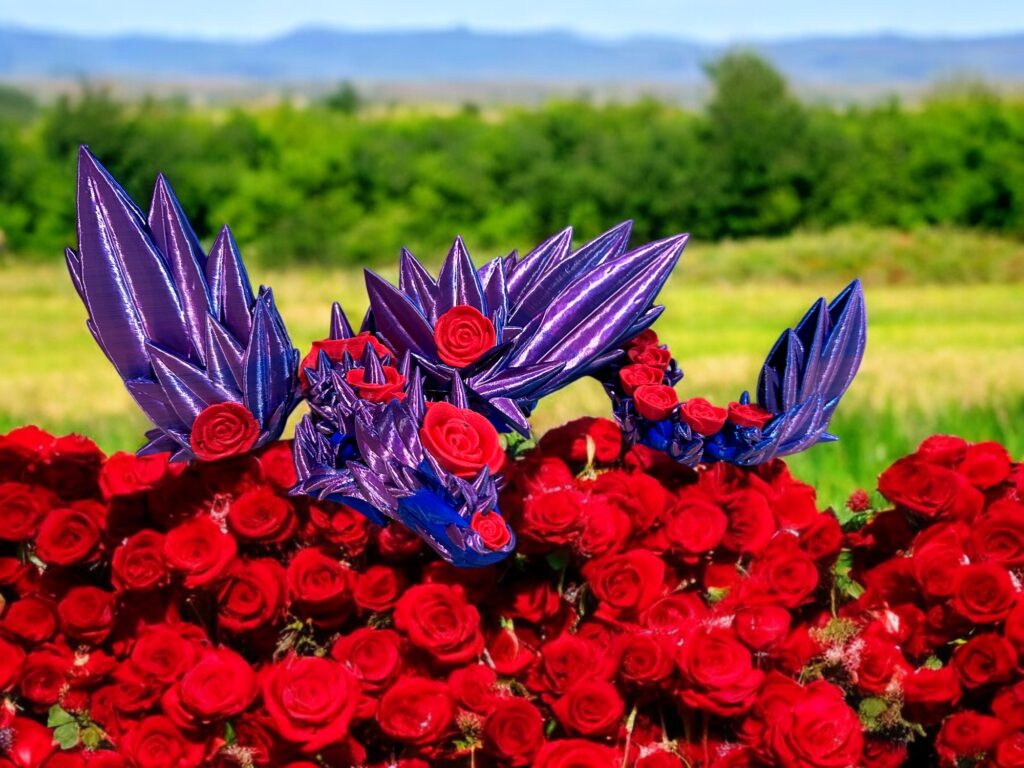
[1,54,1024,265]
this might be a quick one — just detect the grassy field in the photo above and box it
[1,238,1022,508]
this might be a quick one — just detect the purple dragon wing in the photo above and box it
[66,146,298,460]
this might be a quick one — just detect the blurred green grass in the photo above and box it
[1,230,1022,509]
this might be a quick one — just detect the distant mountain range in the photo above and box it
[2,24,1024,85]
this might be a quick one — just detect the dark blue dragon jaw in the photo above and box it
[607,280,867,466]
[66,147,299,460]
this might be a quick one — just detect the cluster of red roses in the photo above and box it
[615,330,772,432]
[0,420,1021,767]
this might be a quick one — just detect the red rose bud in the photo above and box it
[419,401,505,479]
[679,397,728,435]
[618,364,664,396]
[434,305,497,368]
[471,511,512,550]
[727,401,773,429]
[189,402,260,461]
[377,676,455,745]
[299,333,393,385]
[627,344,672,369]
[632,384,679,421]
[627,329,659,348]
[344,365,407,403]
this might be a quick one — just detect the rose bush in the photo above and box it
[0,422,1021,766]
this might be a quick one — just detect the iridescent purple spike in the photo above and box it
[66,147,299,460]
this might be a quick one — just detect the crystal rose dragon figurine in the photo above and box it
[67,148,866,567]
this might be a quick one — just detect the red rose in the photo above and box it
[0,596,56,643]
[632,384,679,421]
[448,663,499,715]
[854,629,912,695]
[0,636,25,692]
[954,632,1016,688]
[470,511,512,550]
[179,647,257,720]
[518,488,584,548]
[189,402,260,461]
[217,558,286,633]
[720,489,776,554]
[903,665,961,725]
[951,562,1016,623]
[331,628,403,693]
[377,676,455,745]
[58,586,116,644]
[627,329,659,348]
[750,539,819,608]
[911,523,967,598]
[483,698,544,767]
[34,505,101,565]
[286,548,354,628]
[539,633,603,694]
[227,487,297,543]
[618,364,664,396]
[538,418,623,464]
[679,397,728,435]
[996,732,1024,768]
[434,305,496,368]
[19,651,70,705]
[879,457,983,519]
[734,605,791,651]
[163,515,237,589]
[627,345,672,369]
[394,583,483,665]
[534,740,618,768]
[677,628,764,716]
[576,496,631,557]
[344,365,408,402]
[5,717,57,768]
[111,530,168,591]
[120,716,204,768]
[960,441,1012,488]
[769,684,864,768]
[936,712,1005,766]
[311,503,370,555]
[262,654,359,753]
[257,439,298,490]
[583,549,666,618]
[42,434,103,499]
[616,633,674,684]
[727,401,772,429]
[99,452,169,497]
[552,679,624,737]
[971,500,1024,566]
[799,513,843,562]
[0,482,50,541]
[918,434,970,465]
[420,401,504,479]
[353,564,405,612]
[665,492,727,556]
[130,625,198,684]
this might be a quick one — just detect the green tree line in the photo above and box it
[1,53,1023,266]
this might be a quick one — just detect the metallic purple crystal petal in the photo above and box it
[148,174,211,364]
[329,301,355,340]
[205,225,255,342]
[435,236,485,314]
[399,247,439,322]
[364,270,437,357]
[504,226,572,301]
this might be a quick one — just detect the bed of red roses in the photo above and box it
[0,420,1021,768]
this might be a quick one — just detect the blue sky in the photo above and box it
[1,0,1022,41]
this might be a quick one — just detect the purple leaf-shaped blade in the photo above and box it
[436,237,485,314]
[76,146,190,379]
[364,270,438,358]
[206,225,255,343]
[399,248,439,322]
[149,174,211,364]
[242,289,295,425]
[505,227,573,302]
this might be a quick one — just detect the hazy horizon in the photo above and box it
[2,0,1023,43]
